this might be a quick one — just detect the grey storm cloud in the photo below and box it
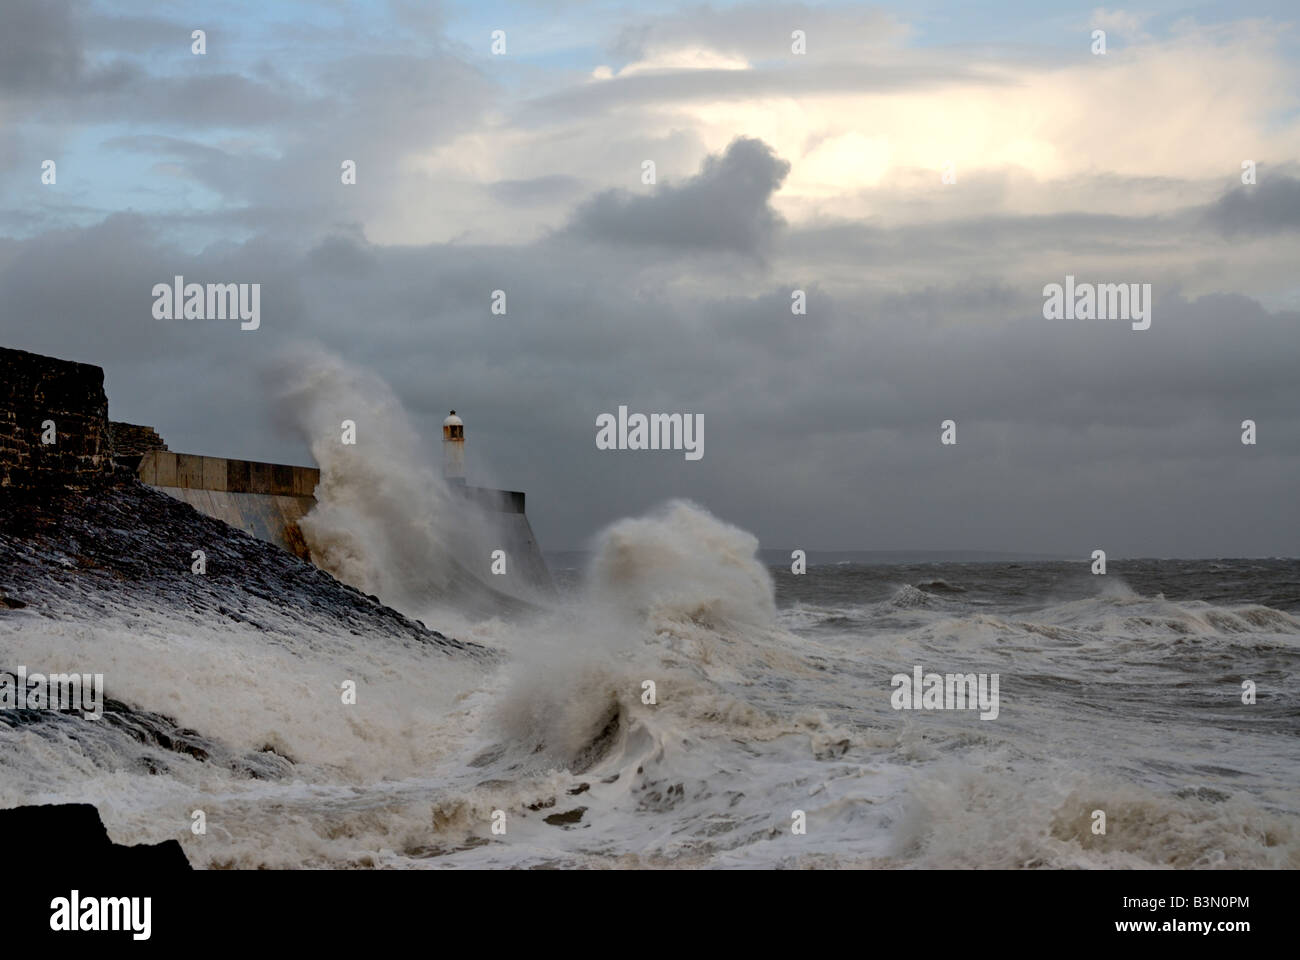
[90,55,493,238]
[1205,175,1300,235]
[567,137,791,256]
[0,0,299,123]
[489,175,587,207]
[2,1,483,140]
[786,207,1200,274]
[0,0,90,94]
[2,178,1298,558]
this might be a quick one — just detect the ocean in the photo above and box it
[2,490,1297,869]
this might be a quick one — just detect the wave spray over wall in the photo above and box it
[270,344,526,624]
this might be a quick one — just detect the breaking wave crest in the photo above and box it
[585,499,777,631]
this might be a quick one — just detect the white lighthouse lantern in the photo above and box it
[442,410,465,482]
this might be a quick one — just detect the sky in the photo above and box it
[1,0,1298,557]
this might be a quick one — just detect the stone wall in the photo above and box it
[0,347,116,490]
[109,422,168,458]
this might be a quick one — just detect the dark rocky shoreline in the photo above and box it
[0,479,489,661]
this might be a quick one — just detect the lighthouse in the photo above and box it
[442,410,465,483]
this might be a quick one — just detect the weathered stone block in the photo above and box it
[201,456,227,491]
[0,347,115,490]
[154,450,178,486]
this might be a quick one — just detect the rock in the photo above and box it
[0,803,191,871]
[0,481,492,662]
[543,807,587,826]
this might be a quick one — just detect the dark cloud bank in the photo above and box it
[2,152,1298,557]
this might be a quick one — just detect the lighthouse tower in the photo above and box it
[442,410,465,483]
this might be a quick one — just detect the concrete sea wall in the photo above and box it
[136,450,319,560]
[135,450,551,591]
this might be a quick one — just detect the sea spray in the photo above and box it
[268,343,519,622]
[584,499,777,630]
[486,501,786,775]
